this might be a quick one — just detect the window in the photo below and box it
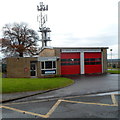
[85,58,89,62]
[31,64,35,70]
[53,61,56,68]
[90,62,95,65]
[41,62,44,69]
[90,58,95,61]
[41,61,56,70]
[45,61,52,69]
[61,58,80,66]
[95,62,101,64]
[41,61,56,75]
[95,58,101,61]
[85,62,90,65]
[84,58,101,65]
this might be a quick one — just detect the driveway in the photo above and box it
[14,74,119,102]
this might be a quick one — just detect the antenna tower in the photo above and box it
[37,2,51,48]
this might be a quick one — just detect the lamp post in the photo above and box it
[110,49,112,70]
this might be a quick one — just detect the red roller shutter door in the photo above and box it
[61,53,80,75]
[84,52,102,74]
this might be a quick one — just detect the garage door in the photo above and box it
[84,52,102,74]
[61,53,80,75]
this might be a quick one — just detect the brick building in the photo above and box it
[6,47,108,78]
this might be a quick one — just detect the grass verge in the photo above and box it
[1,77,74,93]
[0,73,2,77]
[107,69,120,74]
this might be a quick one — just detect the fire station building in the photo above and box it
[6,2,108,78]
[6,47,108,78]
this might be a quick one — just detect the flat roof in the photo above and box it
[53,47,109,49]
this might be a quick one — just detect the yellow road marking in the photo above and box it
[111,94,118,105]
[2,105,48,118]
[2,100,62,118]
[2,94,118,118]
[46,99,62,117]
[61,95,87,99]
[61,99,118,106]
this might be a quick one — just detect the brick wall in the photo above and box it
[39,48,55,57]
[7,57,37,78]
[102,49,108,73]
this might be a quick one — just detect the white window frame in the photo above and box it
[41,61,57,75]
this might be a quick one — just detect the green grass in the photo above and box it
[107,69,120,74]
[1,77,74,93]
[0,73,2,77]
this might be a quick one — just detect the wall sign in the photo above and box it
[38,57,58,61]
[62,49,101,53]
[24,67,29,72]
[45,71,56,74]
[41,70,56,74]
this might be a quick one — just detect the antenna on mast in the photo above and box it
[37,2,51,48]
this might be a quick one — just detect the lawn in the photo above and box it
[1,77,74,93]
[0,73,2,77]
[107,69,120,74]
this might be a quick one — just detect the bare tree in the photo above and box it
[2,23,40,57]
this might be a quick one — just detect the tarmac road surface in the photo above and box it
[1,93,119,118]
[12,74,118,102]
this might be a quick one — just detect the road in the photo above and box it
[1,93,119,119]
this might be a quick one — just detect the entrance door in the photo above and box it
[30,63,37,77]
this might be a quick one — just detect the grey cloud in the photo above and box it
[61,34,117,47]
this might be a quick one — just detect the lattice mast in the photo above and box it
[37,2,51,48]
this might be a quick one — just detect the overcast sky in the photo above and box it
[0,0,119,59]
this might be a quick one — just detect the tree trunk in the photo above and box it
[19,52,23,57]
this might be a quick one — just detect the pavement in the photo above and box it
[1,73,119,103]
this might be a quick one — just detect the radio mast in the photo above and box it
[37,2,51,48]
